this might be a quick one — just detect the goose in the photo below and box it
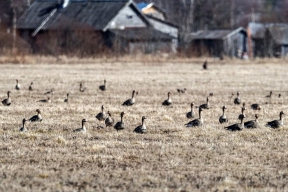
[105,111,114,128]
[203,60,208,70]
[134,116,147,134]
[64,93,69,103]
[29,109,42,122]
[79,82,86,92]
[219,106,228,124]
[123,90,137,106]
[114,112,125,131]
[44,89,53,95]
[38,97,51,103]
[199,97,210,109]
[186,102,195,119]
[96,105,106,121]
[266,91,273,98]
[251,103,261,110]
[225,114,246,131]
[266,111,285,129]
[15,79,20,90]
[234,92,241,105]
[185,107,204,127]
[73,119,87,133]
[28,82,33,91]
[209,92,214,97]
[19,118,28,132]
[238,103,246,120]
[278,93,281,98]
[177,88,186,93]
[162,92,172,106]
[244,114,259,129]
[99,79,106,91]
[2,91,11,106]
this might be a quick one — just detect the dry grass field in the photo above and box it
[0,59,288,191]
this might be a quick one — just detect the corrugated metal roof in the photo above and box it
[17,0,129,30]
[269,25,288,45]
[110,28,174,40]
[190,27,245,40]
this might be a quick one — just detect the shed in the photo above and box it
[189,27,247,57]
[265,25,288,58]
[16,0,176,55]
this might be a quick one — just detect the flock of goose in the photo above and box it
[0,79,285,134]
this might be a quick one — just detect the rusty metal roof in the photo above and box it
[17,0,129,30]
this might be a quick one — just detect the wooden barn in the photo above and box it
[265,25,288,58]
[188,27,247,58]
[16,0,177,55]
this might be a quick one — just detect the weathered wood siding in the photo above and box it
[147,18,178,38]
[282,46,288,58]
[108,6,147,29]
[129,41,173,54]
[224,32,246,57]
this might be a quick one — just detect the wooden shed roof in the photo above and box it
[17,0,130,30]
[190,27,246,40]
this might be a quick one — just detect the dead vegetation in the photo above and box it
[0,60,288,191]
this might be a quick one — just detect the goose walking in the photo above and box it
[219,106,228,124]
[134,116,147,134]
[234,92,241,105]
[199,97,210,109]
[19,118,28,132]
[251,103,261,110]
[38,97,51,103]
[96,105,106,121]
[244,114,259,128]
[15,79,20,90]
[99,79,106,91]
[73,119,87,133]
[44,89,53,95]
[79,82,86,92]
[64,93,69,103]
[225,115,246,131]
[28,82,33,91]
[114,112,125,131]
[266,111,285,129]
[123,90,137,106]
[105,111,114,128]
[185,107,204,127]
[162,92,172,106]
[186,102,195,119]
[29,109,42,122]
[2,91,11,106]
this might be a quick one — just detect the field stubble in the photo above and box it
[0,61,288,191]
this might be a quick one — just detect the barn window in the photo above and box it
[126,15,133,19]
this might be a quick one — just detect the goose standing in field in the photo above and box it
[29,109,42,122]
[15,79,20,90]
[79,82,86,92]
[238,103,246,120]
[266,111,285,129]
[199,97,210,109]
[2,91,11,106]
[134,116,147,134]
[186,102,195,119]
[244,114,259,129]
[38,97,51,103]
[105,111,114,128]
[219,106,228,124]
[123,90,137,106]
[114,112,125,131]
[185,107,204,127]
[64,93,69,103]
[28,82,33,91]
[278,93,281,98]
[225,114,246,131]
[44,89,53,95]
[96,105,106,121]
[203,60,208,70]
[19,118,28,132]
[266,91,273,98]
[251,103,261,110]
[234,91,241,105]
[73,119,87,133]
[162,92,172,106]
[99,79,106,91]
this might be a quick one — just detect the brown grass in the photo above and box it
[0,60,288,191]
